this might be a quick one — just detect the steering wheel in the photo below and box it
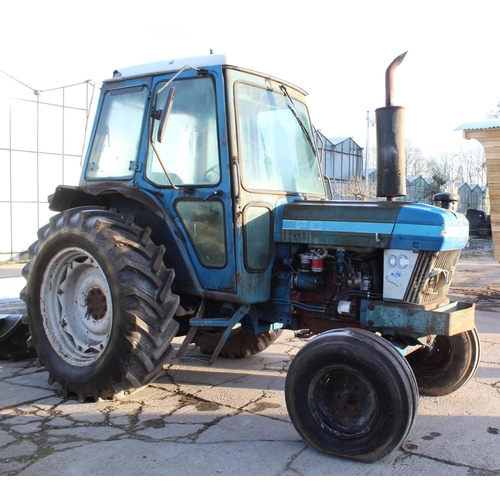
[203,165,220,184]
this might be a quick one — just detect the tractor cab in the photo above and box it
[74,54,325,303]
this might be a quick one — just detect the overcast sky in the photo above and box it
[2,0,498,157]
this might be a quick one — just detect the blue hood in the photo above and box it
[276,200,469,252]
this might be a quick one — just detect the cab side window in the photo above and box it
[87,86,148,179]
[147,78,220,186]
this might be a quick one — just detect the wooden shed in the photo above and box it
[456,120,500,261]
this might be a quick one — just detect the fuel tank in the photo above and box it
[275,200,469,252]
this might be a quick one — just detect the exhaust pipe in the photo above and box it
[376,52,407,200]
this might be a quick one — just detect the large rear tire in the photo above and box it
[285,328,418,462]
[406,329,481,396]
[21,208,179,401]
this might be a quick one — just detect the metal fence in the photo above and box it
[0,71,94,261]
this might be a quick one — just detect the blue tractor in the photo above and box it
[21,53,478,462]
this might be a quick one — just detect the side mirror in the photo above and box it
[157,86,175,143]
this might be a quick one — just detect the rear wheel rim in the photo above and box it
[40,247,113,367]
[411,336,452,371]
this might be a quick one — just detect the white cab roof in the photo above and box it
[110,54,227,81]
[106,53,307,95]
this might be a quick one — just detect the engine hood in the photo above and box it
[275,200,469,252]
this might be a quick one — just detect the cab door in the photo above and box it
[146,68,236,294]
[224,68,324,303]
[224,69,287,303]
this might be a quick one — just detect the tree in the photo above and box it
[333,175,377,201]
[486,99,500,119]
[405,138,426,176]
[425,151,456,187]
[455,142,487,185]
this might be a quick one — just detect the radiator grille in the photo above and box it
[403,250,461,304]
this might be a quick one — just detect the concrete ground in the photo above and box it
[0,246,499,476]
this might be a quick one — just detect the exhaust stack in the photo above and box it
[376,52,407,200]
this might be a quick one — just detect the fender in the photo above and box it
[47,185,202,295]
[47,185,241,300]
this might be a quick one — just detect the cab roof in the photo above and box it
[109,53,227,81]
[106,53,307,95]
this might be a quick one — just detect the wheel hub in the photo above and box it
[340,389,358,408]
[309,366,378,438]
[85,287,108,320]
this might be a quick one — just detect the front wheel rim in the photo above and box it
[40,247,113,367]
[308,365,378,439]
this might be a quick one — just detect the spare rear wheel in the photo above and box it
[21,207,179,401]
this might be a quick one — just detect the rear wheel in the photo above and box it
[194,328,282,358]
[406,329,480,396]
[285,328,418,462]
[21,208,179,401]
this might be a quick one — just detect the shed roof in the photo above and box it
[328,137,351,145]
[406,175,435,184]
[316,132,363,150]
[455,119,500,131]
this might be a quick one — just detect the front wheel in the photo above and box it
[285,328,418,462]
[21,208,180,401]
[406,329,481,396]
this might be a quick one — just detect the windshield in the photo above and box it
[236,83,324,195]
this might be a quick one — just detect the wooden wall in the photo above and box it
[463,128,500,262]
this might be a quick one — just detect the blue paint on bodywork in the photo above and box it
[282,219,395,235]
[390,203,469,251]
[275,200,469,252]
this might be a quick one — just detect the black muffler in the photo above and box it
[376,52,407,200]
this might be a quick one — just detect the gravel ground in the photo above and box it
[449,237,500,311]
[461,236,495,255]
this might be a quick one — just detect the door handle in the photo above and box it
[203,190,224,201]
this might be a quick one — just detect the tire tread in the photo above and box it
[22,207,180,401]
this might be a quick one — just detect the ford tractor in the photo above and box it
[21,53,478,462]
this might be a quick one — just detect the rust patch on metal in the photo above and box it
[85,287,108,320]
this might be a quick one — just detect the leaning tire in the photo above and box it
[406,329,481,396]
[194,328,282,359]
[285,328,418,462]
[0,315,36,361]
[21,207,179,401]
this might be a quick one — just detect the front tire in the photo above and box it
[285,328,418,462]
[21,208,179,401]
[406,329,481,396]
